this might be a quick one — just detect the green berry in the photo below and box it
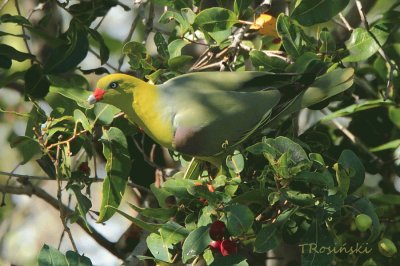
[378,238,398,257]
[355,214,372,232]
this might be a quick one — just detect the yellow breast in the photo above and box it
[131,84,174,149]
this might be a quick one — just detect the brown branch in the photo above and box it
[0,181,122,258]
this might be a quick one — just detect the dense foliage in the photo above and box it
[1,0,400,265]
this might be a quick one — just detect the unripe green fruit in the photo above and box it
[378,238,398,257]
[355,214,372,232]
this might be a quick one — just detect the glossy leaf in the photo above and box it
[225,204,254,236]
[0,43,35,62]
[168,39,189,58]
[97,127,131,222]
[147,233,173,262]
[291,0,349,26]
[301,220,334,266]
[276,14,302,58]
[87,28,109,64]
[226,150,245,174]
[44,19,89,74]
[249,50,288,71]
[24,64,50,99]
[182,226,212,263]
[321,100,393,121]
[343,22,392,62]
[160,221,190,245]
[38,244,92,266]
[338,150,365,193]
[154,32,169,59]
[254,223,279,253]
[68,184,92,232]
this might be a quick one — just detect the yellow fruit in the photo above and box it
[250,14,278,37]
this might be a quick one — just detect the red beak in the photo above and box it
[87,88,105,104]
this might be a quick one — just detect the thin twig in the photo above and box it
[339,12,353,31]
[0,171,152,194]
[117,7,144,71]
[88,48,119,72]
[0,0,9,11]
[355,0,398,100]
[55,142,78,252]
[14,0,33,61]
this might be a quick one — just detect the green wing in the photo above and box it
[158,69,354,157]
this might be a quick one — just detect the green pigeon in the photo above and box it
[87,69,353,166]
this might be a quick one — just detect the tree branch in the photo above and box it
[0,180,123,258]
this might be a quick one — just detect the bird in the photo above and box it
[87,69,353,170]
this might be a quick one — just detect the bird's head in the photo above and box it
[87,73,143,105]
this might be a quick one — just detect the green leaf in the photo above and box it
[283,190,316,206]
[389,106,400,129]
[10,136,41,164]
[97,127,131,222]
[343,22,392,62]
[194,7,238,32]
[65,250,93,266]
[163,177,195,197]
[338,150,365,193]
[194,7,238,43]
[160,221,190,245]
[181,8,196,24]
[234,0,252,16]
[111,207,160,233]
[226,150,245,174]
[291,0,349,26]
[321,100,393,121]
[44,19,89,74]
[0,43,35,62]
[301,220,334,266]
[300,68,354,108]
[249,50,288,71]
[225,204,254,236]
[276,14,302,58]
[147,233,173,262]
[88,28,109,64]
[167,55,193,71]
[263,136,309,165]
[182,226,212,263]
[128,203,177,222]
[68,184,92,232]
[150,183,173,208]
[159,11,190,36]
[254,223,279,253]
[73,109,91,132]
[154,32,169,59]
[48,86,92,109]
[210,255,249,266]
[24,64,50,99]
[370,194,400,205]
[37,244,68,266]
[370,139,400,152]
[294,170,334,189]
[319,29,336,54]
[168,39,189,58]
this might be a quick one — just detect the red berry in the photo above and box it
[78,162,91,176]
[209,220,226,240]
[220,239,238,256]
[209,240,221,251]
[272,37,281,44]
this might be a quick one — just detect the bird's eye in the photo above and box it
[109,82,118,89]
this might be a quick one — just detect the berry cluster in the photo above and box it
[208,220,238,256]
